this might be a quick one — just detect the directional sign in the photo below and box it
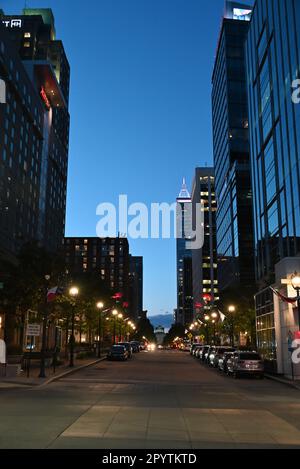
[26,324,41,337]
[0,339,6,364]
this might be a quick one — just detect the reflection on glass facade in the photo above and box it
[176,180,193,326]
[212,3,255,292]
[246,0,300,287]
[255,287,277,373]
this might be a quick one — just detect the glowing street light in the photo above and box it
[69,286,79,367]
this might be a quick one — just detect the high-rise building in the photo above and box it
[246,0,300,375]
[129,255,143,321]
[64,237,130,301]
[212,1,255,294]
[176,179,193,326]
[0,9,70,257]
[191,168,218,318]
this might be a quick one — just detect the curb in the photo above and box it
[40,357,107,387]
[0,357,107,390]
[265,373,300,391]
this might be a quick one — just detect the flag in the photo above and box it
[47,287,63,303]
[112,292,123,300]
[123,302,129,309]
[218,310,226,322]
[270,286,298,304]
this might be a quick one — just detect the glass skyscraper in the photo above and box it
[246,0,300,285]
[246,0,300,374]
[176,179,193,326]
[212,1,255,294]
[191,168,218,319]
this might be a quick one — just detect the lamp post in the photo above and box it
[96,302,104,358]
[39,274,51,378]
[228,305,236,347]
[211,312,218,345]
[118,313,123,342]
[112,309,118,344]
[69,287,79,367]
[291,273,300,330]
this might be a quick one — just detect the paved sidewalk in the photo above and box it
[0,356,106,390]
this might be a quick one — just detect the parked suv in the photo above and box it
[118,342,133,359]
[218,351,235,373]
[107,345,128,361]
[213,347,236,368]
[227,351,264,379]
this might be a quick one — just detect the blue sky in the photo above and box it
[4,0,249,317]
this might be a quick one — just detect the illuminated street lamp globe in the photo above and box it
[118,313,123,320]
[69,287,79,297]
[204,315,210,322]
[112,309,118,316]
[228,305,236,313]
[211,312,218,320]
[96,302,104,310]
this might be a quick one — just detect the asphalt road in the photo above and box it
[1,350,300,449]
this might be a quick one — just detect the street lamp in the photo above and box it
[112,309,118,344]
[96,302,104,358]
[39,274,51,378]
[291,273,300,329]
[118,313,123,342]
[228,305,236,347]
[69,286,79,367]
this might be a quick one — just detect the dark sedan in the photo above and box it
[107,345,129,361]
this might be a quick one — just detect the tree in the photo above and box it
[134,317,156,342]
[216,285,257,346]
[163,323,186,345]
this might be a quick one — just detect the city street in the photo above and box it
[1,350,300,449]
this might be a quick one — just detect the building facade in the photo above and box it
[64,237,130,305]
[246,0,300,374]
[191,168,218,319]
[176,179,193,326]
[0,9,70,256]
[212,1,255,294]
[129,255,143,321]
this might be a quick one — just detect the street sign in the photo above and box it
[26,324,41,337]
[0,339,6,364]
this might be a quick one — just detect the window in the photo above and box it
[24,32,31,38]
[24,42,31,48]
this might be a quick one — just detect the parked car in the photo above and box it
[130,341,141,353]
[200,345,211,362]
[118,342,133,358]
[206,346,217,365]
[212,347,236,368]
[227,351,264,379]
[107,345,128,361]
[195,346,203,359]
[218,351,235,373]
[190,343,200,356]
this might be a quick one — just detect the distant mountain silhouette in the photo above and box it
[149,314,174,330]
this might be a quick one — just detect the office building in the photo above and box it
[0,9,70,256]
[191,168,218,318]
[129,255,143,321]
[212,1,255,293]
[246,0,300,375]
[176,179,193,326]
[64,237,130,304]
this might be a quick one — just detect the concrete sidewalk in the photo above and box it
[0,356,106,390]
